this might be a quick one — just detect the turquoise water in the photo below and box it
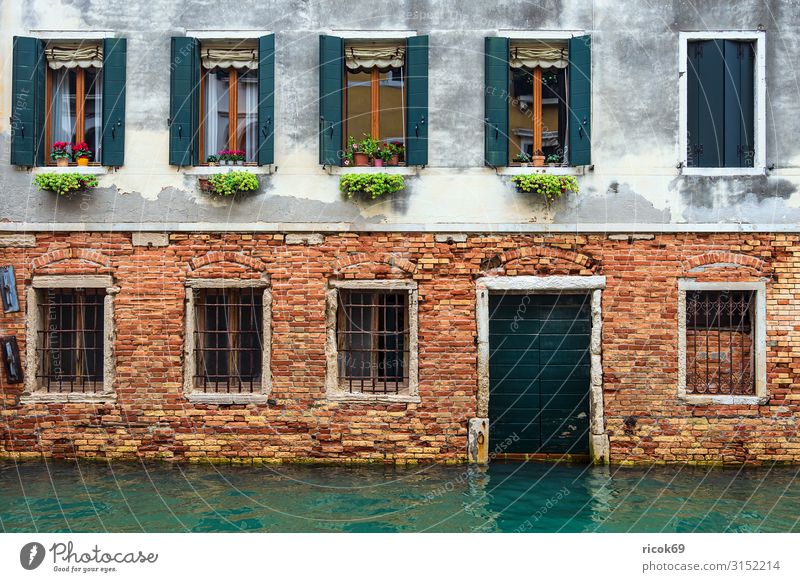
[1,460,799,532]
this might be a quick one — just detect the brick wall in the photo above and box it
[0,232,798,464]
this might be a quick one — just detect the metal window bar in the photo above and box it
[36,288,105,393]
[685,290,755,395]
[194,288,263,393]
[337,289,409,394]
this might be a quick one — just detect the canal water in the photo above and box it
[1,461,798,532]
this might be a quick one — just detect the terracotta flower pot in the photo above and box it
[532,155,545,167]
[76,157,89,166]
[56,158,69,167]
[373,158,384,167]
[388,154,399,166]
[353,152,369,166]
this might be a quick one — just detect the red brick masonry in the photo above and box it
[1,232,798,464]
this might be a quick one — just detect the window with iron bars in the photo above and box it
[36,288,105,393]
[193,288,263,393]
[685,290,755,395]
[336,289,409,394]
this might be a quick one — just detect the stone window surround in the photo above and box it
[183,277,272,405]
[677,279,767,405]
[22,274,117,403]
[474,275,608,464]
[678,30,767,176]
[325,279,420,403]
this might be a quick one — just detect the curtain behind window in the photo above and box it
[51,69,76,144]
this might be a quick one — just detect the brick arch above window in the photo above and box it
[333,253,417,276]
[683,252,765,274]
[189,251,267,273]
[31,248,112,271]
[481,246,597,274]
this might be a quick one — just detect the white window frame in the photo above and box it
[183,278,272,404]
[677,280,767,404]
[325,279,419,403]
[23,275,116,403]
[678,30,766,176]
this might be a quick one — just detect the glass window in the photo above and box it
[48,66,103,163]
[201,65,258,164]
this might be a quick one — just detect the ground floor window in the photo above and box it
[191,287,264,393]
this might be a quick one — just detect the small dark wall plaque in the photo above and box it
[1,336,23,384]
[0,266,20,313]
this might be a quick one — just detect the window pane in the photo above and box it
[541,68,565,161]
[236,68,258,162]
[378,68,404,147]
[203,69,230,161]
[237,290,263,381]
[508,66,567,163]
[685,290,755,395]
[345,70,371,141]
[84,67,103,160]
[51,69,77,145]
[509,67,533,159]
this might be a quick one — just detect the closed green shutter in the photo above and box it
[319,35,343,166]
[257,34,276,166]
[686,42,702,167]
[169,36,199,166]
[694,40,725,167]
[405,35,429,166]
[10,36,45,167]
[723,40,755,168]
[568,35,592,166]
[101,37,127,167]
[484,37,509,167]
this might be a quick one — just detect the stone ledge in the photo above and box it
[326,392,420,404]
[285,233,324,245]
[677,395,769,406]
[19,393,116,404]
[132,232,169,247]
[0,234,36,247]
[186,393,271,405]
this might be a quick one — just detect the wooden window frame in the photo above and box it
[44,66,102,166]
[344,65,407,149]
[199,66,257,165]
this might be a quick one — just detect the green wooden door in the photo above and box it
[488,293,591,455]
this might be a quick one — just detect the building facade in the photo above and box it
[1,0,799,465]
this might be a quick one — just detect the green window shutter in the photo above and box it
[257,34,276,166]
[686,41,702,167]
[690,40,725,167]
[568,35,592,166]
[405,35,429,166]
[10,36,45,167]
[484,37,509,167]
[319,35,343,166]
[723,40,755,168]
[101,37,127,167]
[169,36,199,166]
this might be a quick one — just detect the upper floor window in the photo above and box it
[680,32,765,173]
[484,34,591,168]
[45,43,104,165]
[200,42,259,164]
[10,36,127,167]
[169,35,274,167]
[344,43,406,161]
[318,34,428,167]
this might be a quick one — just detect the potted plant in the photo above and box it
[200,170,260,197]
[546,154,561,167]
[510,174,578,206]
[51,142,72,167]
[513,152,532,167]
[347,136,369,167]
[207,155,218,167]
[340,173,405,199]
[73,142,92,166]
[387,142,403,166]
[34,173,99,196]
[232,150,246,166]
[358,135,380,166]
[531,149,545,167]
[217,150,230,166]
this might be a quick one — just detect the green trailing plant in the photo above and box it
[339,173,405,199]
[34,172,99,196]
[510,173,578,205]
[204,171,260,197]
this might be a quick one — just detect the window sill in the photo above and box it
[680,167,766,177]
[496,165,584,176]
[327,166,418,176]
[19,392,116,404]
[678,394,768,405]
[183,166,274,176]
[32,166,108,176]
[186,392,271,405]
[326,391,420,404]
